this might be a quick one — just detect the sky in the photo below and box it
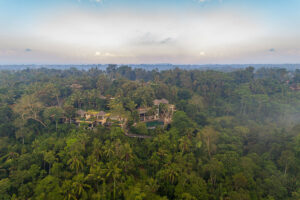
[0,0,300,64]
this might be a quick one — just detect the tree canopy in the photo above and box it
[0,66,299,200]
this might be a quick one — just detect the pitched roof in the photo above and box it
[153,98,169,105]
[77,109,86,115]
[97,111,106,116]
[70,83,83,89]
[99,94,107,100]
[138,108,149,114]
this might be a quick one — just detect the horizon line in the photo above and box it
[1,63,300,66]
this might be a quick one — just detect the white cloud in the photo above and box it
[194,0,224,3]
[26,10,271,63]
[91,0,104,3]
[0,49,16,56]
[3,7,298,64]
[95,52,116,57]
[77,0,104,3]
[134,32,175,46]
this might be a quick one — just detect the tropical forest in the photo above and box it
[0,66,300,200]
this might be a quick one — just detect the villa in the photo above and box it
[74,98,176,129]
[75,110,108,127]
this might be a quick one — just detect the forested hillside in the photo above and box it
[0,66,299,200]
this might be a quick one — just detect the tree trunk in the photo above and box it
[207,137,211,158]
[284,162,287,176]
[113,178,116,200]
[56,95,60,107]
[32,118,47,127]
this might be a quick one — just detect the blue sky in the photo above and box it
[0,0,300,64]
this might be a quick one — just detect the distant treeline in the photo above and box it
[0,63,300,72]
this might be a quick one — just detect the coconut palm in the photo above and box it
[105,162,122,200]
[67,154,84,174]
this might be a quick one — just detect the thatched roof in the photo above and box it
[153,98,169,105]
[70,84,83,89]
[97,111,106,116]
[99,94,107,100]
[138,108,148,114]
[290,85,300,91]
[77,109,86,115]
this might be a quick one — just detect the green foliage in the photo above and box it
[34,176,63,200]
[134,122,148,135]
[0,67,299,199]
[172,111,195,135]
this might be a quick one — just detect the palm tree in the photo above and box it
[121,143,133,162]
[145,178,159,193]
[92,138,102,161]
[62,180,77,200]
[105,162,122,200]
[86,162,106,189]
[178,136,192,154]
[119,143,133,173]
[67,154,84,174]
[166,167,179,184]
[162,163,180,184]
[72,173,91,199]
[44,151,56,174]
[102,141,115,159]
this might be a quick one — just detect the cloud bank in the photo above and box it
[1,2,300,64]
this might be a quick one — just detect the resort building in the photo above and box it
[74,98,175,129]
